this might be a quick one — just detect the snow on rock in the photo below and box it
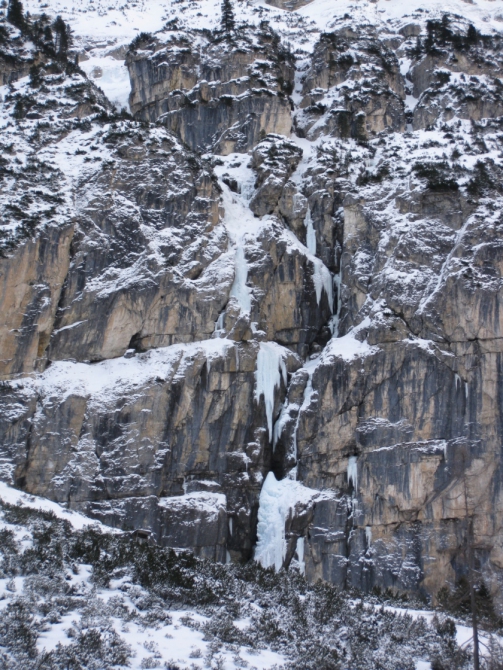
[16,339,232,406]
[80,55,131,111]
[255,342,288,442]
[0,481,111,531]
[321,325,378,364]
[255,471,319,571]
[158,491,226,520]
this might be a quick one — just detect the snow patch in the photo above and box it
[0,481,112,531]
[158,491,226,521]
[322,326,378,364]
[18,339,233,406]
[80,55,131,110]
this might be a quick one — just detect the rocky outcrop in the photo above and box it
[0,12,321,568]
[273,90,503,603]
[2,340,301,561]
[249,134,303,217]
[47,128,230,364]
[0,223,74,378]
[404,20,503,128]
[265,0,313,11]
[127,26,294,154]
[295,25,406,141]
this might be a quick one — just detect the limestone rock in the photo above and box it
[126,25,294,154]
[249,134,303,217]
[48,129,231,364]
[0,223,74,378]
[3,340,300,561]
[3,4,503,609]
[295,25,406,141]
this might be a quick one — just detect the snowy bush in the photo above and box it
[0,498,474,669]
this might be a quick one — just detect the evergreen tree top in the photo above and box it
[220,0,235,36]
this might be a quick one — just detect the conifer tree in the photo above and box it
[220,0,235,36]
[53,15,71,56]
[7,0,25,30]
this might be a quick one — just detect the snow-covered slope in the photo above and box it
[18,0,503,110]
[1,481,484,670]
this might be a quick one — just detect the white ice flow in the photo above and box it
[304,206,317,256]
[255,471,318,571]
[230,244,251,313]
[80,55,131,111]
[348,455,358,493]
[217,162,264,315]
[255,341,288,442]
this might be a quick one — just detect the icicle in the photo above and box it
[273,399,292,452]
[213,311,225,338]
[365,526,372,548]
[441,440,448,461]
[304,206,317,255]
[347,456,358,494]
[312,259,333,312]
[255,342,287,442]
[291,375,313,460]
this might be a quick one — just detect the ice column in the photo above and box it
[312,259,333,310]
[304,206,317,256]
[255,342,287,442]
[255,472,316,572]
[347,455,358,494]
[255,472,289,571]
[230,245,252,313]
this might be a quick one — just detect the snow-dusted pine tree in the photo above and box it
[220,0,234,35]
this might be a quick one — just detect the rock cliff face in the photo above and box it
[1,1,503,608]
[126,24,294,154]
